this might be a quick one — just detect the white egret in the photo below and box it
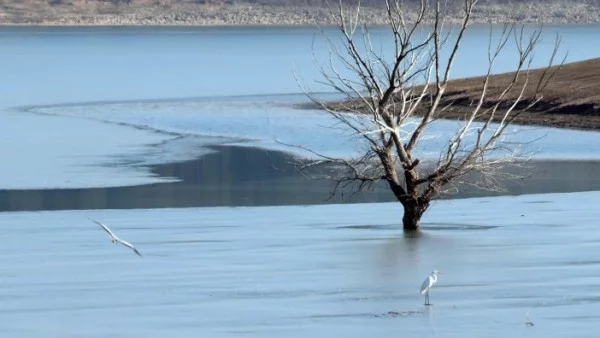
[89,218,142,257]
[525,310,534,327]
[420,270,440,305]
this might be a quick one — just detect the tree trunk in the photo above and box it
[402,201,427,231]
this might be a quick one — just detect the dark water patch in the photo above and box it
[376,310,425,318]
[519,223,567,228]
[343,237,402,242]
[468,241,560,249]
[309,313,381,319]
[546,315,600,321]
[0,300,190,315]
[2,147,600,212]
[493,295,542,302]
[131,224,241,231]
[562,260,600,266]
[139,239,230,245]
[110,225,240,231]
[442,283,491,289]
[422,223,499,231]
[438,159,600,199]
[335,224,399,230]
[544,296,600,307]
[0,145,396,212]
[513,259,600,268]
[308,310,424,319]
[485,295,600,310]
[209,289,351,300]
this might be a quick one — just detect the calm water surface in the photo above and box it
[1,193,599,337]
[1,25,600,338]
[1,24,600,108]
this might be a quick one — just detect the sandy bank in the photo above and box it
[316,58,600,132]
[431,58,600,131]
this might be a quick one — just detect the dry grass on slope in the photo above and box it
[435,58,600,130]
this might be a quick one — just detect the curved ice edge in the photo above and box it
[17,93,600,162]
[13,91,338,112]
[15,94,348,161]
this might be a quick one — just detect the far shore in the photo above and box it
[1,1,600,27]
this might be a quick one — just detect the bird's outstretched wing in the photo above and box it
[89,218,117,239]
[89,218,142,257]
[117,239,143,257]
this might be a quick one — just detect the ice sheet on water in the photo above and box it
[9,93,600,190]
[28,95,369,160]
[0,191,599,337]
[30,94,600,161]
[0,110,222,189]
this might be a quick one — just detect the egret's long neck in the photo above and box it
[431,274,438,283]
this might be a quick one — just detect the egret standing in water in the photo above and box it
[420,270,440,305]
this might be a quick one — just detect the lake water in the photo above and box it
[1,25,600,337]
[2,25,600,190]
[2,193,600,337]
[1,24,600,108]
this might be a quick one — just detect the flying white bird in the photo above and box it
[89,218,142,257]
[420,270,440,305]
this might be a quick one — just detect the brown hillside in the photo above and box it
[436,58,600,130]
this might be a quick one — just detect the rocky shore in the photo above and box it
[1,1,600,26]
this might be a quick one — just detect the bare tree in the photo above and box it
[298,0,563,231]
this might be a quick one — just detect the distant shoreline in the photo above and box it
[1,2,599,27]
[2,22,600,28]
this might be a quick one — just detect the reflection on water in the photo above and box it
[1,145,600,212]
[0,145,384,212]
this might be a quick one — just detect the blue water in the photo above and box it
[1,193,600,337]
[0,25,599,108]
[1,25,600,338]
[2,24,600,187]
[2,25,600,189]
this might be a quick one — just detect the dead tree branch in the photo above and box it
[298,0,564,230]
